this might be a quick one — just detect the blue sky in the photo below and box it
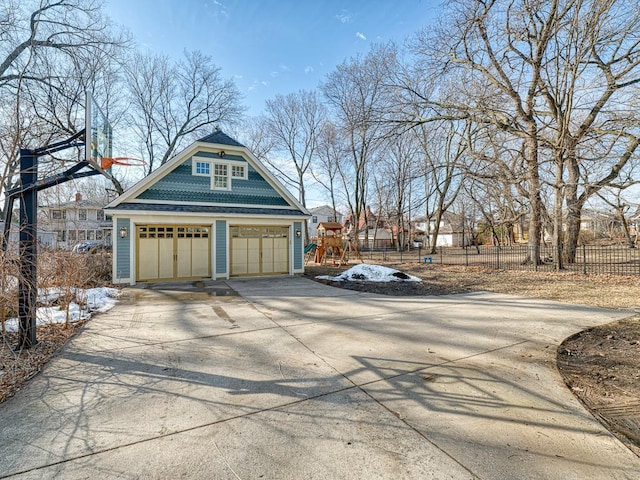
[104,0,442,116]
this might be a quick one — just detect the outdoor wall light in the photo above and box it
[295,229,301,238]
[119,226,128,238]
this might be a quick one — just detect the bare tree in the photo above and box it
[410,0,562,263]
[230,116,274,162]
[409,119,466,254]
[407,0,640,266]
[321,44,396,242]
[0,0,129,216]
[263,89,326,239]
[374,134,420,250]
[312,121,346,227]
[126,50,244,174]
[536,0,640,262]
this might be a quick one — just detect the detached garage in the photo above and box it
[105,130,309,285]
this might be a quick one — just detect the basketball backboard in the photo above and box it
[85,92,113,177]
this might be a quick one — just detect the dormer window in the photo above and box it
[213,163,229,190]
[192,155,247,190]
[193,160,211,176]
[231,164,246,179]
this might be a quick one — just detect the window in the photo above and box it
[79,230,86,241]
[51,210,65,220]
[68,230,76,241]
[97,210,105,221]
[213,163,229,190]
[87,230,95,240]
[231,164,246,179]
[194,160,211,176]
[56,230,66,241]
[312,216,317,224]
[328,216,334,222]
[78,209,87,221]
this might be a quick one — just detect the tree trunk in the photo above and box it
[562,157,582,263]
[525,133,542,265]
[552,157,564,270]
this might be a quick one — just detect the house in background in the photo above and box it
[40,193,112,249]
[308,205,342,239]
[105,130,309,285]
[1,222,57,250]
[411,213,467,247]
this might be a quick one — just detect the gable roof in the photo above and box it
[309,205,342,216]
[197,129,244,147]
[106,130,309,217]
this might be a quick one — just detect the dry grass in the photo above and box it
[400,264,640,310]
[0,249,113,403]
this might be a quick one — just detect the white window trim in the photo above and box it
[231,164,247,180]
[201,159,248,190]
[192,158,212,177]
[211,162,231,191]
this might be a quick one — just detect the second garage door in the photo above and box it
[230,226,289,276]
[137,225,211,282]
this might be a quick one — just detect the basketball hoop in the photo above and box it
[100,157,147,169]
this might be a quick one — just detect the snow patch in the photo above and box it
[3,287,121,333]
[317,264,422,283]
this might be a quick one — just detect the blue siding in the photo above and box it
[293,221,303,270]
[116,218,131,280]
[215,220,227,275]
[137,157,288,206]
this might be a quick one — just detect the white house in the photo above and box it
[40,193,112,249]
[308,205,342,239]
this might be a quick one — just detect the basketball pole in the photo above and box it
[3,129,102,349]
[17,148,38,348]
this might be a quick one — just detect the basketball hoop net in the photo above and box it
[100,157,146,169]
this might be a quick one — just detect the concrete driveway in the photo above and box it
[1,276,638,479]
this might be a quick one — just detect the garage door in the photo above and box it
[230,226,289,277]
[137,225,211,282]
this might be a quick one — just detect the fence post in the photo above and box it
[582,244,587,275]
[465,245,468,267]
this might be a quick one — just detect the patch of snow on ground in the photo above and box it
[3,287,121,333]
[316,264,422,283]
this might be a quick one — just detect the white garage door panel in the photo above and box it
[247,238,261,274]
[191,238,210,277]
[158,238,174,279]
[262,238,274,273]
[137,225,210,282]
[231,238,248,275]
[138,238,159,280]
[230,226,289,277]
[176,238,192,278]
[273,237,288,272]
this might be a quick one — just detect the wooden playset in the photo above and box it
[310,222,363,265]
